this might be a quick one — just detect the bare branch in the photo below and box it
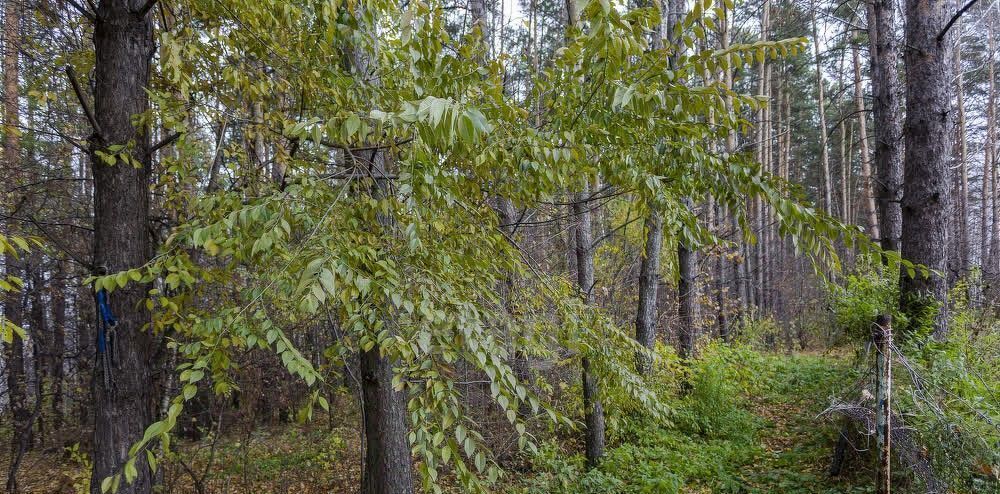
[149,131,182,155]
[136,0,158,17]
[64,65,102,139]
[938,0,981,43]
[64,0,96,21]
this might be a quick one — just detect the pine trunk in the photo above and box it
[900,0,954,339]
[89,1,158,493]
[868,0,903,252]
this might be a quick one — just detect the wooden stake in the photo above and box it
[873,314,892,494]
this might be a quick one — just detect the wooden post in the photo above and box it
[873,314,892,494]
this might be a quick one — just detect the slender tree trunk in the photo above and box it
[677,201,698,358]
[668,0,697,353]
[811,3,832,213]
[900,0,954,339]
[51,264,67,433]
[853,45,879,240]
[563,0,604,468]
[28,262,46,444]
[574,187,605,467]
[635,214,662,370]
[991,24,1000,275]
[89,1,157,492]
[982,74,993,273]
[840,114,849,222]
[982,29,994,273]
[868,0,903,253]
[721,2,748,321]
[950,28,969,278]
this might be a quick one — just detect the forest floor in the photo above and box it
[4,351,884,494]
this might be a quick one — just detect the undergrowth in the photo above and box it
[511,344,866,494]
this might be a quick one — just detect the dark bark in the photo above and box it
[677,200,698,359]
[573,187,604,468]
[88,1,157,492]
[635,0,665,374]
[28,261,46,444]
[51,265,67,433]
[4,261,27,493]
[669,0,695,358]
[634,214,662,373]
[358,160,414,494]
[900,0,954,339]
[3,0,28,489]
[349,14,415,493]
[359,343,413,494]
[868,0,903,253]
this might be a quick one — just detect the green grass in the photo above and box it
[512,350,876,494]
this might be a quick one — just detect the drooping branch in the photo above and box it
[64,65,102,139]
[149,131,182,155]
[136,0,159,17]
[64,0,96,21]
[938,0,980,43]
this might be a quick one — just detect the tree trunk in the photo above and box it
[3,0,28,490]
[635,214,662,372]
[89,1,157,492]
[980,22,998,278]
[573,186,605,468]
[982,40,993,272]
[811,3,833,213]
[900,0,953,339]
[348,11,416,493]
[634,0,664,375]
[678,199,698,359]
[28,262,46,444]
[564,0,604,468]
[359,336,413,494]
[51,264,67,433]
[667,0,697,354]
[721,2,748,321]
[953,32,970,276]
[356,155,414,494]
[853,45,878,240]
[868,0,903,253]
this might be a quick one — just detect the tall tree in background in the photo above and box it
[853,44,878,240]
[953,16,970,278]
[87,0,157,491]
[810,1,832,214]
[981,21,994,273]
[900,0,953,338]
